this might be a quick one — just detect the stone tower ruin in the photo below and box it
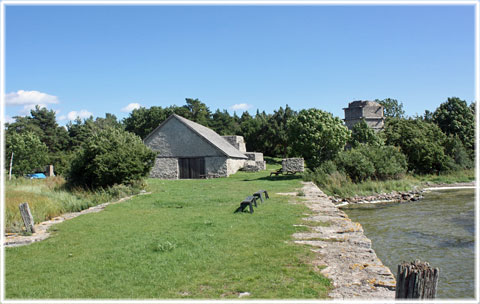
[343,100,384,131]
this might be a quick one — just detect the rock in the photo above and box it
[238,292,251,298]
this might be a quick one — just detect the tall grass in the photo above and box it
[304,169,474,198]
[5,176,145,233]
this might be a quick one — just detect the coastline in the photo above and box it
[292,182,396,299]
[331,181,476,208]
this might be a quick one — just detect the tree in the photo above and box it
[264,105,297,157]
[288,109,350,168]
[183,98,211,126]
[349,119,382,148]
[376,98,405,119]
[384,118,452,174]
[5,131,49,176]
[68,127,156,188]
[123,106,170,139]
[433,97,475,158]
[6,105,69,153]
[210,109,240,135]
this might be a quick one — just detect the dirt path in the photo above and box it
[4,192,151,247]
[292,182,396,299]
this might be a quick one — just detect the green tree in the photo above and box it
[349,119,382,148]
[68,127,156,188]
[5,131,49,176]
[376,98,405,118]
[433,97,475,158]
[183,98,211,126]
[123,106,170,139]
[264,105,297,157]
[384,118,452,174]
[288,109,350,168]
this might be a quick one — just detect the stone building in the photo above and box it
[343,100,384,131]
[144,114,247,179]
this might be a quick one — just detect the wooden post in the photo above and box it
[9,151,13,181]
[19,202,35,233]
[395,260,439,299]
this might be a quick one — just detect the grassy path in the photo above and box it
[5,170,330,299]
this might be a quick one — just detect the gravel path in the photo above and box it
[292,182,396,299]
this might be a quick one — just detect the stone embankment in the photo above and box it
[4,191,150,247]
[292,182,396,299]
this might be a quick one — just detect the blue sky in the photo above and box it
[3,4,476,124]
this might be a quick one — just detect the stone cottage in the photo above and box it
[343,100,384,131]
[144,114,248,179]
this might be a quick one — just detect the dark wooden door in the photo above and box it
[179,158,205,179]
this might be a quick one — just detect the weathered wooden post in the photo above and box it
[395,260,439,299]
[19,202,35,233]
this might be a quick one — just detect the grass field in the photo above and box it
[5,177,143,233]
[5,168,331,299]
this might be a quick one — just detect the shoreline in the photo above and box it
[331,181,475,207]
[292,182,396,299]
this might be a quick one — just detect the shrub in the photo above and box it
[384,118,452,174]
[68,127,156,188]
[356,145,407,180]
[335,149,375,182]
[349,119,383,148]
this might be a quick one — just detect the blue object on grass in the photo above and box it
[27,173,46,179]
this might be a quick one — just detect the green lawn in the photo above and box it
[5,168,331,299]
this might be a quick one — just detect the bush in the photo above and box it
[384,118,452,174]
[356,145,407,180]
[68,127,156,188]
[335,148,375,182]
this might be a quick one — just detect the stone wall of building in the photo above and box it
[282,158,304,173]
[150,157,179,179]
[221,136,247,153]
[344,100,384,131]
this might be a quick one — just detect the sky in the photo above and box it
[3,3,476,125]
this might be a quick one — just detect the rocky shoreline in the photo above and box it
[329,181,475,207]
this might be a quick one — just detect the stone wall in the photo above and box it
[226,158,247,176]
[243,152,266,171]
[344,100,384,131]
[150,157,178,179]
[282,158,304,173]
[221,136,247,153]
[205,156,228,177]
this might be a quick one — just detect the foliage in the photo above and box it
[444,135,473,170]
[5,131,49,177]
[288,108,350,168]
[263,105,297,157]
[384,118,451,174]
[68,127,156,188]
[335,148,375,182]
[433,97,475,158]
[5,176,146,233]
[6,106,69,154]
[349,119,383,147]
[376,98,405,118]
[355,145,407,180]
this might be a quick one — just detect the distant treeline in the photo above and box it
[5,97,475,184]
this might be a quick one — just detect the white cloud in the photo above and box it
[67,110,93,121]
[230,103,252,111]
[121,102,141,112]
[20,103,48,115]
[58,115,67,121]
[6,90,59,106]
[4,115,15,124]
